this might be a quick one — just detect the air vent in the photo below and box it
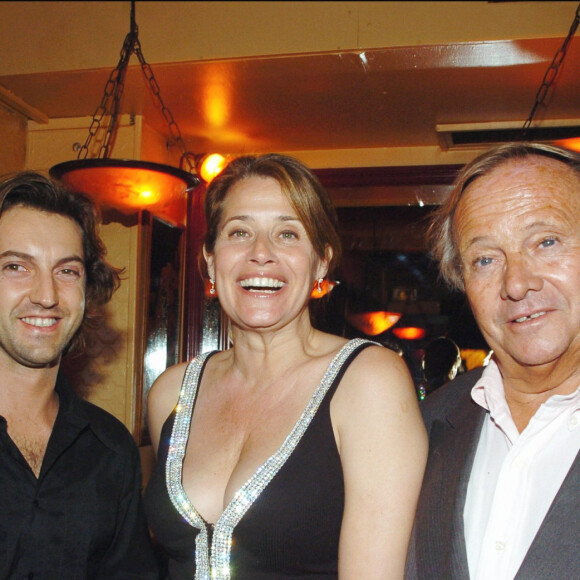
[436,120,580,150]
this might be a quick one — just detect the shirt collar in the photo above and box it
[471,359,580,414]
[54,372,123,453]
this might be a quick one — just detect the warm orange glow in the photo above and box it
[555,138,580,152]
[204,278,215,298]
[346,311,402,336]
[199,154,227,183]
[460,349,489,370]
[202,67,231,127]
[50,160,198,227]
[311,279,337,299]
[392,326,426,340]
[139,189,154,200]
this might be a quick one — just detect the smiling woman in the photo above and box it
[202,174,330,333]
[143,153,428,579]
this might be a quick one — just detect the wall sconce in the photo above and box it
[49,1,199,227]
[198,153,228,183]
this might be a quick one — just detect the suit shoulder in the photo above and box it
[419,367,484,427]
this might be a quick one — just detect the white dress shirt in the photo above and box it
[463,360,580,580]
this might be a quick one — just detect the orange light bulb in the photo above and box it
[199,154,227,183]
[392,327,426,340]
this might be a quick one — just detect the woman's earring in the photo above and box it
[317,278,323,294]
[210,278,216,295]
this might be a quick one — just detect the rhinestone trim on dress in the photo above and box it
[166,338,372,580]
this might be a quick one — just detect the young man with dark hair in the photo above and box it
[0,172,158,578]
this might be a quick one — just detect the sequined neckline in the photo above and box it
[166,338,371,580]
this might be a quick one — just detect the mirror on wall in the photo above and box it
[312,204,489,387]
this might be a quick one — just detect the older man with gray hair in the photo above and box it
[406,142,580,580]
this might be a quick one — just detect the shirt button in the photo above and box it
[32,499,39,507]
[495,541,506,551]
[28,573,34,579]
[570,415,579,428]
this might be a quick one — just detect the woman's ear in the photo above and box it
[316,245,333,280]
[203,245,215,280]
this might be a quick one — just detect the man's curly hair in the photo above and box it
[0,171,123,357]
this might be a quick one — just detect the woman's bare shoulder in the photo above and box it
[338,342,417,403]
[353,341,410,373]
[148,361,189,412]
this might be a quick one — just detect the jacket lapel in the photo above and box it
[413,373,486,580]
[515,449,580,578]
[411,368,580,580]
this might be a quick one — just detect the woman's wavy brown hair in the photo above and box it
[200,153,342,282]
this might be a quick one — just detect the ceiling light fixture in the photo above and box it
[197,153,228,183]
[49,0,199,226]
[555,136,580,152]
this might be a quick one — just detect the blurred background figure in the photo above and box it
[419,336,463,399]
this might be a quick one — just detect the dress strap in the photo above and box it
[166,338,379,580]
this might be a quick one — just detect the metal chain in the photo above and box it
[133,39,196,173]
[78,0,197,174]
[77,29,134,160]
[521,3,580,139]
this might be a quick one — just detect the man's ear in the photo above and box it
[203,245,215,279]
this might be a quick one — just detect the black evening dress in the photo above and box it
[144,338,374,579]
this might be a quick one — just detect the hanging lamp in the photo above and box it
[49,1,199,227]
[346,311,402,336]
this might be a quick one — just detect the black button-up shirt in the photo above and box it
[0,373,159,579]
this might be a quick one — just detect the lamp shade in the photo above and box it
[392,326,427,340]
[50,158,199,227]
[346,311,402,336]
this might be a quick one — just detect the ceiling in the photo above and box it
[1,2,580,176]
[2,37,579,155]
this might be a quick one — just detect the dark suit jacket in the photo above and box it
[405,368,580,580]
